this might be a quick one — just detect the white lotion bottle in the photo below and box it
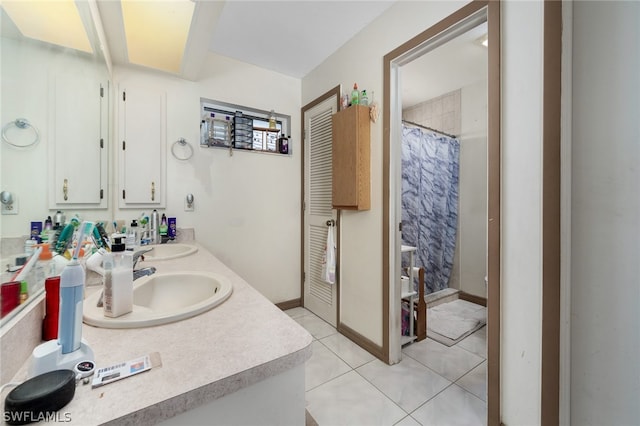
[102,253,114,315]
[104,237,133,317]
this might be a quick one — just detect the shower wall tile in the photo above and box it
[442,112,455,135]
[432,98,443,117]
[402,89,461,137]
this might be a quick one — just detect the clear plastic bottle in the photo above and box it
[269,110,277,129]
[360,90,369,106]
[127,220,139,250]
[104,238,133,318]
[351,83,360,106]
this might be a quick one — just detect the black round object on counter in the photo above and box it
[4,369,75,425]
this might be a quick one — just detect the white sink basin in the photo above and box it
[141,244,198,261]
[83,271,232,329]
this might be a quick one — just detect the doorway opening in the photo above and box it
[383,1,500,423]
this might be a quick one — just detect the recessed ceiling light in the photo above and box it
[121,0,195,73]
[1,0,92,53]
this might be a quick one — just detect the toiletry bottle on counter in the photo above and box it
[53,210,65,228]
[168,217,177,240]
[127,220,139,250]
[159,214,168,237]
[150,209,160,244]
[19,281,28,304]
[103,238,133,318]
[43,276,60,341]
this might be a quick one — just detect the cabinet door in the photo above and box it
[49,72,107,208]
[118,86,166,208]
[332,105,370,210]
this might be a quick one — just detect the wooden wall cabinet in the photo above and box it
[332,105,370,210]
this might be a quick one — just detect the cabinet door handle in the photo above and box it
[151,181,155,201]
[63,179,68,201]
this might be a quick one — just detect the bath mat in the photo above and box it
[427,299,486,346]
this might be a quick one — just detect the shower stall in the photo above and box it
[401,123,460,295]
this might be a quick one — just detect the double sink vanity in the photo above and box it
[0,240,312,425]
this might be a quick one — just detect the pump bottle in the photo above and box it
[103,237,133,318]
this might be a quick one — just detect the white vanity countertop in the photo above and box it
[2,243,313,425]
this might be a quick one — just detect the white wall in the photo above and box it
[0,38,111,238]
[113,53,301,304]
[570,2,640,424]
[302,0,467,347]
[500,1,544,423]
[459,80,488,298]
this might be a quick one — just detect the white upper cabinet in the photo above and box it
[118,85,166,208]
[49,72,108,209]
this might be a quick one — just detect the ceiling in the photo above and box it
[98,0,486,107]
[401,21,488,108]
[1,1,486,108]
[98,0,397,80]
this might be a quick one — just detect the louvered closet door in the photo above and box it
[304,96,338,326]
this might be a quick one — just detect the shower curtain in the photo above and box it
[401,125,460,294]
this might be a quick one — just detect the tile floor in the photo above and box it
[286,307,487,426]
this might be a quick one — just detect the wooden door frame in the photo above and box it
[382,1,500,423]
[298,86,341,319]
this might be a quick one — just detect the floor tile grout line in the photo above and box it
[309,332,410,421]
[304,368,353,393]
[453,361,488,402]
[400,350,456,384]
[405,382,458,418]
[350,366,412,420]
[318,334,376,370]
[296,307,488,422]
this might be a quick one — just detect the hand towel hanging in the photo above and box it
[321,223,336,285]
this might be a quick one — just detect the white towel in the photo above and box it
[320,225,336,284]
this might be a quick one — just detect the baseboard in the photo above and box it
[459,291,487,307]
[275,298,302,311]
[338,323,386,362]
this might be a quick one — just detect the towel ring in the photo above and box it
[171,138,193,160]
[2,118,39,148]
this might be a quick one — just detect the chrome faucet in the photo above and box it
[132,248,153,269]
[133,266,156,281]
